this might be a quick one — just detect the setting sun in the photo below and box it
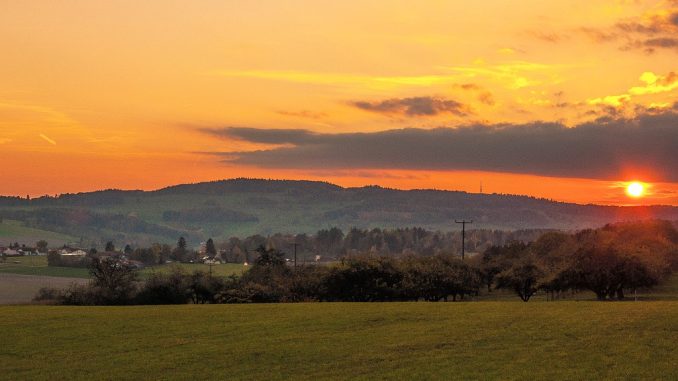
[626,182,646,198]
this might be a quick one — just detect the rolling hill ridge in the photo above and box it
[1,178,677,245]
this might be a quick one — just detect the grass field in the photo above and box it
[1,302,676,380]
[0,256,246,279]
[0,219,76,246]
[0,256,90,278]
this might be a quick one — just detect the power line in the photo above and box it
[455,220,473,260]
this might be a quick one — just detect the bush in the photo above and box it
[32,287,61,304]
[135,268,191,304]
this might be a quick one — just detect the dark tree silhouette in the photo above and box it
[205,238,217,258]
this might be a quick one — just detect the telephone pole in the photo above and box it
[455,220,473,260]
[292,242,300,269]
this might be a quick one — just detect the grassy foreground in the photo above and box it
[1,302,676,380]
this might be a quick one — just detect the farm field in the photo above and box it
[0,256,246,279]
[0,274,87,305]
[1,302,677,380]
[0,257,247,304]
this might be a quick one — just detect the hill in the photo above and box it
[1,178,677,246]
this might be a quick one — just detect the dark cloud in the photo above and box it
[200,111,678,181]
[351,96,471,116]
[644,37,678,49]
[199,127,318,145]
[611,9,678,53]
[576,8,678,53]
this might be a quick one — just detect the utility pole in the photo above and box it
[455,220,473,260]
[292,242,300,269]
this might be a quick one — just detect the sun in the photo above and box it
[625,182,645,198]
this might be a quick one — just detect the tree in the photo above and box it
[131,247,159,265]
[253,245,286,267]
[105,241,115,252]
[478,241,528,292]
[47,251,61,266]
[205,238,217,258]
[316,227,344,257]
[136,267,190,304]
[177,236,187,250]
[123,244,133,255]
[495,253,546,302]
[88,257,138,304]
[36,240,49,253]
[571,244,659,300]
[172,237,188,262]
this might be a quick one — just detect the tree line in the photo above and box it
[45,226,552,268]
[35,220,678,304]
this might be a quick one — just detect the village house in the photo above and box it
[2,248,22,257]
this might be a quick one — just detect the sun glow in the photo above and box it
[626,182,646,198]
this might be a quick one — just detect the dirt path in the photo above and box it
[0,273,88,305]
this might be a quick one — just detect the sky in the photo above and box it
[1,0,677,205]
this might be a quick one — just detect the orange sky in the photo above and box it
[1,1,677,205]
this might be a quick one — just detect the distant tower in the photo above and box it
[479,181,483,194]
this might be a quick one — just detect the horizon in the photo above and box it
[4,177,678,208]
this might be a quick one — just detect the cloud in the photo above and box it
[39,134,57,145]
[199,127,318,145]
[351,96,471,117]
[528,31,565,43]
[628,71,678,95]
[587,71,678,107]
[642,37,678,50]
[306,170,425,180]
[199,110,678,182]
[458,83,481,91]
[276,110,328,119]
[209,69,462,89]
[478,92,495,106]
[442,61,555,89]
[549,6,678,54]
[584,7,678,53]
[453,83,495,106]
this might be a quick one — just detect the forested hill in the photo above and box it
[1,178,677,245]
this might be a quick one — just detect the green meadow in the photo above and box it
[1,302,676,380]
[0,219,76,246]
[0,255,246,279]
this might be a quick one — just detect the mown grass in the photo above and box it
[1,302,676,380]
